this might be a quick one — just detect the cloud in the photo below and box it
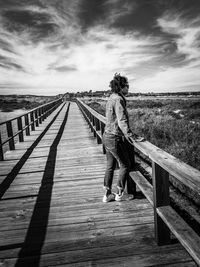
[157,12,200,61]
[1,8,61,43]
[103,0,137,25]
[54,66,77,72]
[133,64,200,92]
[0,55,25,71]
[0,0,200,94]
[0,38,15,54]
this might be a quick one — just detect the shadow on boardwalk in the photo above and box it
[1,103,70,266]
[0,103,66,199]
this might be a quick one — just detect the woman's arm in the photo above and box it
[115,98,133,138]
[115,98,144,142]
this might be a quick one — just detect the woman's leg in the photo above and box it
[104,149,116,190]
[110,139,131,193]
[102,134,117,202]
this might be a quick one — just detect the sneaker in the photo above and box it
[115,192,125,201]
[128,194,135,200]
[102,193,115,203]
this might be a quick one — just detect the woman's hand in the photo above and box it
[128,135,145,143]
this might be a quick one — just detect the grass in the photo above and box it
[0,95,57,112]
[128,108,200,169]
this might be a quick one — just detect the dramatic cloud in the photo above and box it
[0,0,200,95]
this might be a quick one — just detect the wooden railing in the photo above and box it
[76,98,200,266]
[0,98,63,160]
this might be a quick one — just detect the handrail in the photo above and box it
[0,98,62,126]
[76,98,200,260]
[0,97,63,160]
[76,98,200,193]
[133,140,200,193]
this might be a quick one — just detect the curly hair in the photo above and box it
[109,73,129,93]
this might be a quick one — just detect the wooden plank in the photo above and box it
[24,114,30,136]
[129,171,153,205]
[133,141,200,193]
[6,120,15,150]
[0,243,192,267]
[0,217,154,245]
[0,102,195,267]
[17,117,24,142]
[57,252,197,267]
[0,198,151,218]
[0,171,105,186]
[152,161,171,245]
[2,148,103,169]
[0,223,155,259]
[0,208,153,231]
[157,205,200,266]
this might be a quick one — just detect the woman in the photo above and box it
[102,73,143,202]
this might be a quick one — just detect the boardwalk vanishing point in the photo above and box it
[0,101,199,266]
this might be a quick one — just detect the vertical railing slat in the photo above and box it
[0,133,4,161]
[96,119,101,144]
[30,111,35,131]
[100,121,106,154]
[25,114,30,136]
[44,106,47,119]
[39,108,42,124]
[152,161,171,245]
[17,117,24,142]
[35,110,39,127]
[6,121,15,150]
[126,140,136,195]
[41,107,45,121]
[92,116,96,137]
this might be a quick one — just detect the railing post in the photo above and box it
[38,108,42,124]
[88,113,92,131]
[35,110,39,127]
[47,104,51,116]
[152,161,171,245]
[17,117,24,142]
[6,121,15,150]
[92,116,96,138]
[88,113,93,132]
[43,106,47,119]
[95,118,101,144]
[100,122,106,154]
[30,111,35,131]
[49,103,53,114]
[126,141,136,195]
[0,133,4,161]
[43,105,47,118]
[41,107,45,121]
[25,114,30,136]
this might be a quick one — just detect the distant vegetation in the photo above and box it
[0,95,59,112]
[85,97,200,171]
[66,90,200,98]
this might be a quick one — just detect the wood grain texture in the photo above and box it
[134,140,200,193]
[157,206,200,266]
[0,102,196,267]
[129,171,153,205]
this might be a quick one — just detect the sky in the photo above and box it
[0,0,200,95]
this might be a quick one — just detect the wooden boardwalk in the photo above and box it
[0,102,197,266]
